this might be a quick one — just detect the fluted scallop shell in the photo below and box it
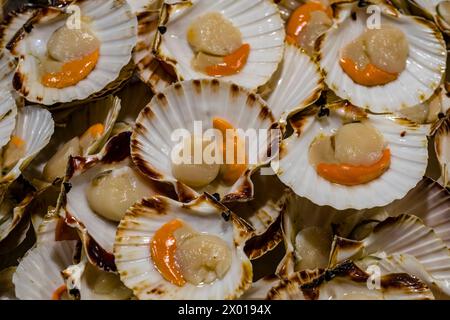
[278,191,357,276]
[319,1,446,113]
[434,116,450,188]
[232,171,287,260]
[0,90,16,149]
[133,0,177,92]
[242,275,280,300]
[25,96,121,186]
[330,214,450,296]
[265,43,324,121]
[13,240,77,300]
[272,106,429,210]
[9,0,137,105]
[268,261,434,300]
[358,253,449,299]
[116,80,153,127]
[2,106,54,184]
[59,132,161,271]
[114,194,253,300]
[409,0,450,34]
[131,79,278,203]
[153,0,285,91]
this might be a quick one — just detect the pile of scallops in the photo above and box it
[0,0,450,300]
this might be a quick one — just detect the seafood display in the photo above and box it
[1,0,450,301]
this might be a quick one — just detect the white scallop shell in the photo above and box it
[265,43,324,121]
[131,79,278,203]
[268,261,434,300]
[25,96,121,185]
[434,116,450,188]
[114,194,253,300]
[272,107,429,210]
[10,0,137,105]
[2,106,54,184]
[13,241,76,300]
[330,214,450,296]
[61,132,161,271]
[319,2,446,113]
[385,177,450,247]
[0,90,17,149]
[153,0,285,91]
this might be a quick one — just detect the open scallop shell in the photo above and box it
[272,105,429,210]
[264,42,324,121]
[330,214,450,296]
[1,105,54,184]
[131,79,278,203]
[12,240,77,300]
[59,132,163,272]
[8,0,137,105]
[268,261,434,300]
[0,90,17,149]
[318,1,446,113]
[277,191,357,277]
[409,0,450,34]
[114,194,253,300]
[24,96,121,187]
[152,0,285,91]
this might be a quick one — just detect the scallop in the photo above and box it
[8,1,137,105]
[152,0,285,91]
[114,194,253,299]
[319,1,446,112]
[272,104,429,210]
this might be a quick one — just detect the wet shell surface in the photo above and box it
[9,0,137,105]
[265,42,324,121]
[114,194,253,300]
[319,2,446,113]
[434,116,450,188]
[153,0,285,90]
[272,106,429,210]
[131,79,277,203]
[13,240,76,300]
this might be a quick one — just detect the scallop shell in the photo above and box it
[265,42,324,121]
[59,132,162,272]
[272,105,429,210]
[12,240,77,300]
[9,0,138,105]
[268,261,434,300]
[434,116,450,188]
[319,1,446,113]
[114,194,253,300]
[357,253,450,299]
[330,214,450,296]
[131,79,278,203]
[0,90,17,149]
[242,275,280,300]
[277,191,358,277]
[232,171,287,260]
[24,96,121,187]
[153,0,285,91]
[2,105,54,184]
[133,0,177,92]
[409,0,450,34]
